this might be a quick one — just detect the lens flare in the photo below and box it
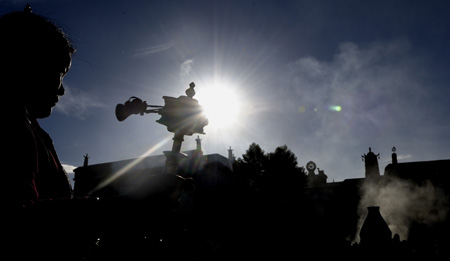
[329,105,342,112]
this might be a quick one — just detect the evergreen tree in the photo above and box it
[235,143,306,198]
[265,145,306,201]
[236,142,268,191]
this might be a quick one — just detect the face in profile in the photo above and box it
[0,11,75,119]
[26,54,72,119]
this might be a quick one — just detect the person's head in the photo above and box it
[0,7,75,118]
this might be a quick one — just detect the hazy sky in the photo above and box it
[2,0,450,182]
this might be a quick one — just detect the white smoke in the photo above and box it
[354,175,448,243]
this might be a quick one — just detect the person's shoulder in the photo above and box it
[3,110,34,143]
[4,110,29,127]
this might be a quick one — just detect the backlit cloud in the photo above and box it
[281,38,428,136]
[55,85,106,120]
[128,41,175,58]
[62,163,77,187]
[180,59,194,80]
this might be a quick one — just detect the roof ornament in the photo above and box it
[24,3,32,13]
[185,82,196,98]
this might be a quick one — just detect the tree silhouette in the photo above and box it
[235,142,268,191]
[265,145,306,201]
[235,143,306,196]
[233,143,307,257]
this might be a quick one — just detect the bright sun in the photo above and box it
[196,80,241,130]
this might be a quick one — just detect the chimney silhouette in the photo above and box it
[391,146,398,164]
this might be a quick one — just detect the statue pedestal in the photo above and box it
[163,150,187,175]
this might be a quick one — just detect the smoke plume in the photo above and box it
[354,175,448,243]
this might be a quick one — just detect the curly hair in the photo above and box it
[0,9,75,84]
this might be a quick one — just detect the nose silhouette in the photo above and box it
[57,84,65,96]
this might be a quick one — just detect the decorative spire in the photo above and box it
[362,147,381,178]
[83,153,90,167]
[391,146,398,164]
[228,146,235,160]
[24,3,32,13]
[195,135,202,151]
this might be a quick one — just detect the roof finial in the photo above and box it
[186,82,196,98]
[24,3,32,13]
[83,153,90,167]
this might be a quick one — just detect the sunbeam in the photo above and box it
[88,136,172,195]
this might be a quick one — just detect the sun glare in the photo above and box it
[197,81,241,130]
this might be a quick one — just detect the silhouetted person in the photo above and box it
[0,6,100,261]
[0,6,74,207]
[0,6,195,261]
